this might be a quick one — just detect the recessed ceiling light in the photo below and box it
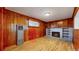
[43,11,51,17]
[45,13,50,16]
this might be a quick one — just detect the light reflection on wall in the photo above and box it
[10,24,17,32]
[10,23,28,32]
[74,10,79,29]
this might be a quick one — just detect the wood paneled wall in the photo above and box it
[74,30,79,50]
[0,8,29,50]
[73,7,79,50]
[73,7,79,18]
[3,8,28,49]
[0,8,3,50]
[46,18,73,28]
[28,18,46,40]
[0,8,46,50]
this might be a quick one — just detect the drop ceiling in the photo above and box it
[6,7,74,22]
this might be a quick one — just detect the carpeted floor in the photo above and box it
[5,36,75,51]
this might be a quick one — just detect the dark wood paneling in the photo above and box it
[46,18,73,28]
[3,9,16,48]
[68,19,74,27]
[0,8,46,50]
[28,18,46,40]
[0,8,3,50]
[74,30,79,50]
[73,7,79,50]
[2,8,28,49]
[72,7,79,19]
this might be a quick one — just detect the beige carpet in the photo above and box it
[5,36,75,51]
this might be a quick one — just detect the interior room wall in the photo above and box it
[2,8,28,49]
[28,18,46,40]
[46,18,73,28]
[73,7,79,50]
[0,8,46,50]
[0,8,3,50]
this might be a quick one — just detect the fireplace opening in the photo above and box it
[52,32,60,37]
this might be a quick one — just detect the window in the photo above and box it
[29,20,40,27]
